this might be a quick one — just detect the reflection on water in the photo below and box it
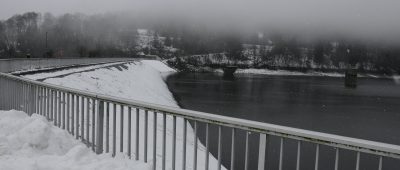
[167,73,400,170]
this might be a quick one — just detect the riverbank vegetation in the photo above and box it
[1,12,399,75]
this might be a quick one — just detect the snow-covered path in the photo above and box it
[16,60,224,170]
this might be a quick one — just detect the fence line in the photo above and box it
[0,72,400,170]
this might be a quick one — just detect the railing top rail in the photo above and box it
[0,57,139,61]
[1,72,400,159]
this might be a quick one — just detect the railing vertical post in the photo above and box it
[315,144,320,170]
[14,81,17,110]
[46,88,50,120]
[42,87,45,116]
[76,96,80,139]
[8,79,11,109]
[96,100,104,154]
[23,83,26,112]
[144,110,148,163]
[9,79,12,109]
[34,85,37,114]
[230,128,236,170]
[43,87,46,116]
[128,107,132,158]
[81,96,84,141]
[378,156,383,170]
[39,87,42,115]
[153,112,157,170]
[279,138,284,170]
[205,123,209,170]
[29,84,32,115]
[217,126,222,170]
[136,108,140,161]
[20,83,24,111]
[50,90,53,121]
[91,98,96,151]
[66,93,70,131]
[296,141,301,170]
[5,78,7,109]
[193,121,198,170]
[5,78,8,109]
[86,98,90,145]
[172,116,176,170]
[62,92,66,130]
[106,102,110,153]
[26,84,30,114]
[58,91,62,127]
[28,84,33,115]
[71,94,75,136]
[28,84,32,114]
[258,133,267,170]
[113,103,117,157]
[244,131,249,170]
[54,90,58,126]
[162,113,166,170]
[15,80,18,110]
[334,148,339,170]
[7,79,10,110]
[182,118,187,170]
[356,152,360,170]
[36,85,39,115]
[25,84,29,113]
[120,105,124,153]
[3,78,5,109]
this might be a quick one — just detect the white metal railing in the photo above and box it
[0,72,399,170]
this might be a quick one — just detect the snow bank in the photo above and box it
[394,75,400,85]
[142,60,175,73]
[235,68,344,77]
[0,110,149,170]
[39,60,224,170]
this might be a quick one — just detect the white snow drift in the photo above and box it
[0,110,150,170]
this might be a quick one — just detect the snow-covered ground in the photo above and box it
[18,60,223,170]
[0,110,150,170]
[231,68,398,79]
[234,68,344,77]
[394,75,400,84]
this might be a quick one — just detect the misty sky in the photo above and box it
[1,0,400,42]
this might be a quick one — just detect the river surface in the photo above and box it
[166,72,400,170]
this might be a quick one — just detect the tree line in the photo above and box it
[0,12,399,74]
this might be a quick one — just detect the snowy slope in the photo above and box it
[0,110,150,170]
[38,60,224,170]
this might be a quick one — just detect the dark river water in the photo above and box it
[166,73,400,170]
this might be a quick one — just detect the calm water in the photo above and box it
[166,73,400,170]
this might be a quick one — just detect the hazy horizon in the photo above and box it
[1,0,400,43]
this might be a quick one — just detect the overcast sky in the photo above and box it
[1,0,400,42]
